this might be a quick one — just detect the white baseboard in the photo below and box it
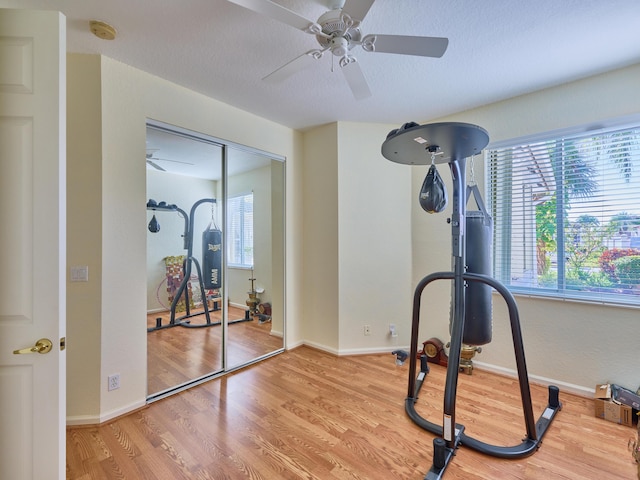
[67,399,147,426]
[146,307,168,314]
[270,329,283,338]
[299,340,339,355]
[285,339,305,350]
[338,345,411,356]
[472,361,593,398]
[229,301,248,310]
[298,340,410,357]
[66,414,101,426]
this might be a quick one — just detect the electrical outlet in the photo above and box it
[364,325,371,336]
[108,374,120,391]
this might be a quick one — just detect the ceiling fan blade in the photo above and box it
[227,0,319,33]
[146,160,166,172]
[362,34,449,58]
[341,58,371,100]
[341,0,376,22]
[263,49,325,83]
[152,157,195,166]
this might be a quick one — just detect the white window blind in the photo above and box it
[227,193,254,267]
[488,124,640,305]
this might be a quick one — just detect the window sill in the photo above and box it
[498,288,640,310]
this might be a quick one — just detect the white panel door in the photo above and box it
[0,8,66,480]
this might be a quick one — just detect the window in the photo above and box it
[227,193,254,268]
[488,123,640,305]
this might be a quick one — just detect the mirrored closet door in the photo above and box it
[225,147,285,369]
[145,122,285,400]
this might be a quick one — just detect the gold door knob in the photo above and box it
[13,338,53,355]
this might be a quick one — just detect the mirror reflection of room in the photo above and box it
[145,125,284,399]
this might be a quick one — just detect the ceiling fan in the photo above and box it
[145,149,195,172]
[226,0,448,100]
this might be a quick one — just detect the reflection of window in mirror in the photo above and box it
[227,192,254,268]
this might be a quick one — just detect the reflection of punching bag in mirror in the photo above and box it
[203,202,222,290]
[419,164,448,213]
[202,226,222,289]
[148,214,160,232]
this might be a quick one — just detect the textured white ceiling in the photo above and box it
[4,0,640,130]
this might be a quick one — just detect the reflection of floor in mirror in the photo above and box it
[146,305,283,396]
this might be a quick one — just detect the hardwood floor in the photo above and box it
[68,347,638,479]
[147,307,283,395]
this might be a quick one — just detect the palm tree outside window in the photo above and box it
[488,123,640,305]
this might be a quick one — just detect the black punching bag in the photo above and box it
[202,227,222,289]
[462,184,493,346]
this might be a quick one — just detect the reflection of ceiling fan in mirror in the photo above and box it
[145,149,195,172]
[227,0,448,99]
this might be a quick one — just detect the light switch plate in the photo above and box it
[70,266,89,282]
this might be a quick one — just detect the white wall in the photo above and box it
[66,54,301,423]
[337,122,413,354]
[301,124,340,351]
[99,56,148,420]
[66,54,102,420]
[415,63,640,395]
[300,122,413,354]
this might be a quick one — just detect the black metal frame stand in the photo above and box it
[147,198,252,332]
[381,122,562,479]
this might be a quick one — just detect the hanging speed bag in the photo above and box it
[463,211,493,346]
[419,164,448,214]
[202,228,222,289]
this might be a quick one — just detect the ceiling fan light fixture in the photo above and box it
[330,36,350,57]
[316,9,361,49]
[317,9,346,32]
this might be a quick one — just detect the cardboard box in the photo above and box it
[594,398,633,426]
[595,383,612,400]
